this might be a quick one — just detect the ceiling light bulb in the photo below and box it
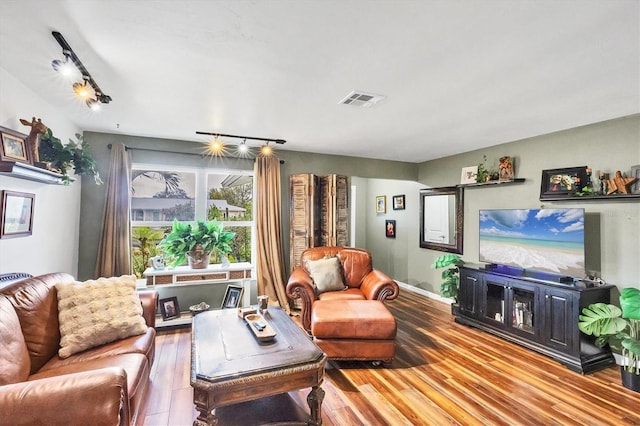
[73,81,90,99]
[260,144,273,156]
[238,142,249,154]
[86,98,100,111]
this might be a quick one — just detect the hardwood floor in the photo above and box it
[137,290,640,426]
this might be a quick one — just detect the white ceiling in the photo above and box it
[1,1,638,163]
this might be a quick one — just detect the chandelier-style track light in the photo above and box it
[196,131,286,158]
[51,31,112,109]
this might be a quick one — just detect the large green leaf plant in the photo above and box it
[159,219,235,267]
[579,288,640,374]
[431,254,464,302]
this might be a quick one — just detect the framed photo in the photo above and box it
[1,190,35,239]
[631,165,640,194]
[222,284,243,309]
[540,166,588,199]
[392,194,405,210]
[375,195,386,214]
[460,166,478,184]
[159,296,180,320]
[385,219,396,238]
[0,126,30,164]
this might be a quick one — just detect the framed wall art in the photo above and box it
[375,195,386,214]
[392,194,405,210]
[631,165,640,194]
[222,284,244,309]
[540,166,588,199]
[1,190,35,239]
[159,296,180,320]
[460,166,478,184]
[385,219,396,238]
[0,126,30,164]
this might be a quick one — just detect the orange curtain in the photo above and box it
[254,156,289,313]
[95,143,132,278]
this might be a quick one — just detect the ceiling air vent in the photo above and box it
[339,90,385,108]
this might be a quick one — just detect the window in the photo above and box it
[130,165,253,277]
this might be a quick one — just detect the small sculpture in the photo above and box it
[604,171,637,195]
[19,117,48,164]
[498,156,514,181]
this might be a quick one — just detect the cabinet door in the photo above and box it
[506,281,539,340]
[542,288,576,355]
[459,270,480,317]
[482,276,508,328]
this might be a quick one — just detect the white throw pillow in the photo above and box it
[305,256,346,294]
[56,275,147,359]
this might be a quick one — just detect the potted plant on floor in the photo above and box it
[431,254,464,314]
[159,219,235,269]
[578,287,640,392]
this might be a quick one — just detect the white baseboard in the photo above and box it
[396,281,453,305]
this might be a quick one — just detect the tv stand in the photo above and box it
[456,265,614,374]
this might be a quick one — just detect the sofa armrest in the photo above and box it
[286,267,317,332]
[0,368,129,426]
[360,269,400,301]
[138,289,158,328]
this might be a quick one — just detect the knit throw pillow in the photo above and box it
[56,275,147,359]
[305,256,346,295]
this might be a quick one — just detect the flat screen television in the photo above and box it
[479,208,585,279]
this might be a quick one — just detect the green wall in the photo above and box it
[412,115,640,294]
[77,132,418,280]
[79,115,639,299]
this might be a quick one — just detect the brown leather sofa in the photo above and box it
[0,273,157,426]
[286,247,399,362]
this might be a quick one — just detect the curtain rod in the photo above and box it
[107,144,285,164]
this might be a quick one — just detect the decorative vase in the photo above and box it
[187,249,211,269]
[620,366,640,393]
[220,254,231,268]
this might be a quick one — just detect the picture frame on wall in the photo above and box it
[540,166,588,199]
[159,296,180,320]
[460,166,478,184]
[0,126,30,164]
[631,165,640,194]
[375,195,386,214]
[385,219,396,238]
[1,190,35,239]
[222,285,244,309]
[392,194,405,210]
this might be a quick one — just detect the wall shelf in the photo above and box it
[0,161,72,185]
[540,193,640,202]
[458,178,525,188]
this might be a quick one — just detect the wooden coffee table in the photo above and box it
[191,307,327,426]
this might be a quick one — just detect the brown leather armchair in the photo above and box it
[286,246,399,333]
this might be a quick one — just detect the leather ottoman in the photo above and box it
[310,299,396,364]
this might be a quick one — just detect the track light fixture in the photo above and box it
[51,31,112,108]
[196,131,286,158]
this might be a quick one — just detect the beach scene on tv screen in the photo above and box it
[479,208,585,278]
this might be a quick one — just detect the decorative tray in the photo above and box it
[244,313,276,342]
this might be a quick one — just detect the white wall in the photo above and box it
[0,67,82,276]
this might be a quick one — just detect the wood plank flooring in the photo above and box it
[136,290,640,426]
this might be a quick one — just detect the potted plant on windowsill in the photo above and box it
[159,219,235,269]
[431,254,464,314]
[578,288,640,392]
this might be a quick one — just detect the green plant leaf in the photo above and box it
[620,288,640,320]
[578,303,626,336]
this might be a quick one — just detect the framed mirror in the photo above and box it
[419,186,464,254]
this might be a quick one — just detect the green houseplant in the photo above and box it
[38,130,102,185]
[431,254,464,306]
[159,219,235,269]
[578,287,640,392]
